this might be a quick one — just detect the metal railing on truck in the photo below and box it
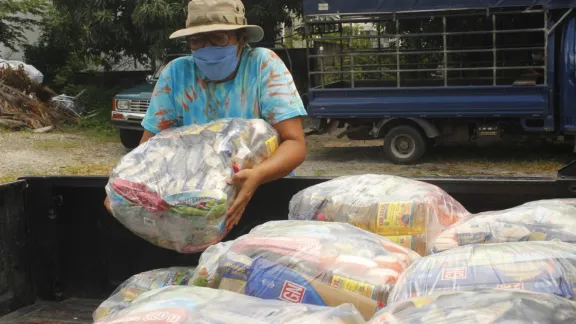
[305,7,573,89]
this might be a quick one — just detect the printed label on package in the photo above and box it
[376,202,415,233]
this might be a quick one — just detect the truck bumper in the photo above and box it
[111,111,145,130]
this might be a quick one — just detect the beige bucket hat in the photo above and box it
[169,0,264,43]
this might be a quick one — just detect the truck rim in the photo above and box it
[390,134,416,159]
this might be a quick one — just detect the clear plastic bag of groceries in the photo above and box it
[370,289,576,324]
[389,241,576,303]
[105,118,279,253]
[93,267,196,322]
[288,175,470,254]
[432,199,576,253]
[94,286,367,324]
[192,220,421,320]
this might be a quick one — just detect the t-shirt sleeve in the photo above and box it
[258,50,308,124]
[141,64,179,134]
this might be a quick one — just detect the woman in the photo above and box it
[105,0,307,229]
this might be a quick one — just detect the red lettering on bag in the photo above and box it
[280,281,306,304]
[497,283,524,290]
[441,267,467,280]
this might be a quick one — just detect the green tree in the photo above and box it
[41,0,301,69]
[243,0,302,46]
[0,0,48,52]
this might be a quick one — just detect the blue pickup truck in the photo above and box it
[303,0,576,164]
[110,54,186,148]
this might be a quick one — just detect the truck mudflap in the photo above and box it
[0,181,33,318]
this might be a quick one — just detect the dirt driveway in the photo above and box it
[0,128,572,183]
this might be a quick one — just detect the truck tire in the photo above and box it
[383,125,427,165]
[119,129,143,149]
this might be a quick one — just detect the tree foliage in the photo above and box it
[37,0,302,69]
[243,0,302,45]
[0,0,48,52]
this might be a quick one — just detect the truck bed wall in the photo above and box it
[2,175,576,316]
[308,85,551,119]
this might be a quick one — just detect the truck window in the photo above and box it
[307,8,547,88]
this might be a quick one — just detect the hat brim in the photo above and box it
[169,24,264,43]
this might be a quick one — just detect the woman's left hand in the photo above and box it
[226,169,264,229]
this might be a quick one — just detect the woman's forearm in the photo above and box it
[253,139,306,184]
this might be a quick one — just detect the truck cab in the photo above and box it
[111,54,189,149]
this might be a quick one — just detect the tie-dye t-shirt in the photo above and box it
[141,47,307,134]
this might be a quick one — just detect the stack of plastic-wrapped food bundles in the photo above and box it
[191,220,420,320]
[288,175,470,255]
[105,118,279,253]
[432,199,576,253]
[93,267,196,322]
[94,286,366,324]
[369,290,576,324]
[389,241,576,302]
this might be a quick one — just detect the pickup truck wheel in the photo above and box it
[119,129,143,149]
[383,125,427,165]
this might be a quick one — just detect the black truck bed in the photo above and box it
[1,165,575,323]
[0,299,99,324]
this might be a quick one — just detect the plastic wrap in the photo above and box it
[389,241,576,303]
[192,220,421,320]
[0,59,44,83]
[288,175,470,254]
[93,267,196,322]
[386,234,427,257]
[105,118,279,253]
[370,289,576,324]
[94,286,367,324]
[433,199,576,253]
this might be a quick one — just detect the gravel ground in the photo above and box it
[0,128,573,183]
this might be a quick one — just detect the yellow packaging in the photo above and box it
[265,136,279,156]
[331,275,376,300]
[185,122,225,135]
[385,234,427,256]
[375,202,425,235]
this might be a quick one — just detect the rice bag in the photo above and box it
[433,199,576,253]
[370,289,576,324]
[105,118,279,253]
[192,220,421,320]
[93,267,196,322]
[94,286,366,324]
[288,175,470,254]
[389,241,576,303]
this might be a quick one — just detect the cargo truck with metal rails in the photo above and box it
[0,161,575,323]
[303,0,576,164]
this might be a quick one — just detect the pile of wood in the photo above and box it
[0,65,80,130]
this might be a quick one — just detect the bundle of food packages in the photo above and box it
[369,289,576,324]
[191,220,421,320]
[105,118,279,253]
[288,175,470,255]
[93,267,196,322]
[432,199,576,253]
[94,286,367,324]
[389,241,576,303]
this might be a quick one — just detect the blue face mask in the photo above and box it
[192,45,239,81]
